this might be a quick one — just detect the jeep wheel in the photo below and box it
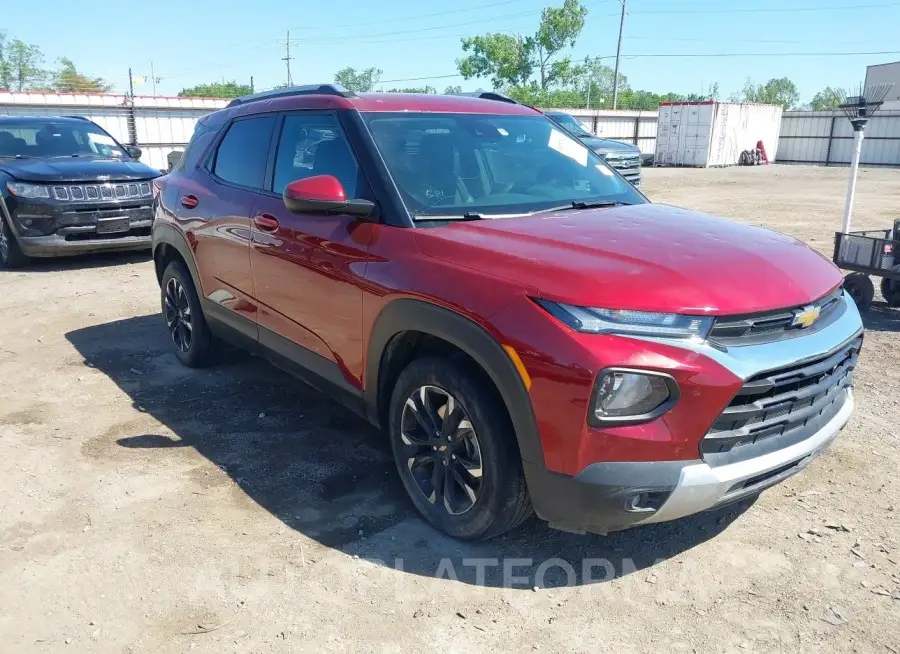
[160,260,214,367]
[843,272,874,312]
[389,358,532,540]
[0,216,29,269]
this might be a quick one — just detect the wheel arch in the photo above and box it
[365,298,544,465]
[152,224,202,293]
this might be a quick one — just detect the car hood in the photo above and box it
[0,157,160,182]
[581,137,640,155]
[415,203,842,315]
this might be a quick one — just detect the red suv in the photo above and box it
[151,85,863,540]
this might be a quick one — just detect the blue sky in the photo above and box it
[8,0,900,101]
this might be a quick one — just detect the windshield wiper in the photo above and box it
[414,212,484,222]
[532,200,634,215]
[0,154,31,159]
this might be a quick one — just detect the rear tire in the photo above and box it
[880,266,900,307]
[844,272,874,311]
[160,260,215,367]
[388,357,532,540]
[0,216,29,269]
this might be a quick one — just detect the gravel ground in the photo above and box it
[0,164,898,653]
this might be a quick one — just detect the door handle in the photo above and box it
[253,213,279,232]
[180,194,199,209]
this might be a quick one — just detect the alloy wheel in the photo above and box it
[399,385,484,515]
[164,277,193,352]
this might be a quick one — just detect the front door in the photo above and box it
[249,112,376,390]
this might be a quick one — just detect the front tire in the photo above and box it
[0,216,29,269]
[843,272,874,311]
[160,260,214,367]
[388,357,532,540]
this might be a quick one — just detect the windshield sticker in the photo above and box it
[547,128,588,167]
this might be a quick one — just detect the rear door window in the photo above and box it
[212,115,276,189]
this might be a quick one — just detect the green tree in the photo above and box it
[53,57,111,93]
[457,34,533,89]
[178,81,253,98]
[456,0,587,91]
[444,85,462,94]
[810,86,843,111]
[534,0,587,89]
[0,35,46,90]
[741,77,799,110]
[334,66,382,92]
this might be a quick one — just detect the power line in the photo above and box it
[627,1,899,14]
[286,0,541,31]
[359,49,900,87]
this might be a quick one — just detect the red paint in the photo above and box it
[284,175,347,203]
[415,203,842,315]
[154,89,848,482]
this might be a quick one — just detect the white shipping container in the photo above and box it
[654,101,782,167]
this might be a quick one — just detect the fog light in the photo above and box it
[589,369,678,425]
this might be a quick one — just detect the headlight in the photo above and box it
[536,300,713,340]
[590,369,679,425]
[7,182,51,199]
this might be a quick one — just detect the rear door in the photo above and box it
[249,111,376,390]
[178,114,277,337]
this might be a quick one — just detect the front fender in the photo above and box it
[364,298,544,466]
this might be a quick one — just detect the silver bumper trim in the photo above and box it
[637,389,853,524]
[633,293,863,380]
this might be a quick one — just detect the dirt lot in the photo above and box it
[1,164,898,653]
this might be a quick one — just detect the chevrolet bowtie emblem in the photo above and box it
[792,305,821,329]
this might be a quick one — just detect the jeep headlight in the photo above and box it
[7,182,51,199]
[536,300,713,340]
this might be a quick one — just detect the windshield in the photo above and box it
[0,120,129,159]
[548,113,595,139]
[364,112,644,218]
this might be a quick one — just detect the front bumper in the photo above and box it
[526,389,852,534]
[17,228,151,257]
[5,196,152,258]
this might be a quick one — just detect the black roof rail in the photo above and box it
[227,84,357,108]
[450,91,519,104]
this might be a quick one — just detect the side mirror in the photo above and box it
[282,175,375,219]
[125,145,142,160]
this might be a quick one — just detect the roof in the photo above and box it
[206,88,540,124]
[0,115,92,124]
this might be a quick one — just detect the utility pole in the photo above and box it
[126,67,137,146]
[250,76,255,93]
[282,30,294,86]
[612,0,626,110]
[150,61,157,96]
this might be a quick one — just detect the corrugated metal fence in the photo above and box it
[776,110,900,166]
[0,92,227,171]
[3,92,900,168]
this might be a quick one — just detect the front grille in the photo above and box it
[700,336,861,467]
[53,182,151,202]
[709,287,844,346]
[607,155,641,171]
